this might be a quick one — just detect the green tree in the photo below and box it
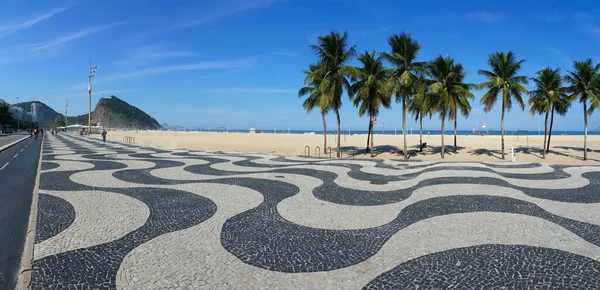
[299,64,330,155]
[348,50,392,157]
[477,51,528,160]
[528,67,563,159]
[428,55,474,158]
[407,77,433,151]
[309,31,356,158]
[381,32,425,159]
[0,103,11,123]
[564,59,600,161]
[54,120,66,129]
[546,86,570,153]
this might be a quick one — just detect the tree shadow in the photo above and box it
[547,146,600,162]
[553,146,600,153]
[427,145,466,156]
[470,148,503,160]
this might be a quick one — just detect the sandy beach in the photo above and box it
[93,130,600,165]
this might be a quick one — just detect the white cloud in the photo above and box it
[114,45,196,68]
[134,0,280,40]
[98,59,256,83]
[209,88,296,94]
[272,50,298,57]
[44,89,141,100]
[29,21,126,51]
[465,11,504,23]
[0,7,69,38]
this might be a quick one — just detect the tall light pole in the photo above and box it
[65,99,69,131]
[16,96,19,132]
[88,61,99,136]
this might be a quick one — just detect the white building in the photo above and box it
[31,103,39,122]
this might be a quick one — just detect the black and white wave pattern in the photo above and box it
[32,133,600,289]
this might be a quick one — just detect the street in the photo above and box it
[0,135,42,289]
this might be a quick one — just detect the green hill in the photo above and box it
[90,96,161,129]
[15,96,161,129]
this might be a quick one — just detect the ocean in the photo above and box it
[182,128,598,136]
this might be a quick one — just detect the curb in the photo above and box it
[16,136,43,290]
[0,135,30,153]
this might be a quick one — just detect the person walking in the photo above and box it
[101,129,107,144]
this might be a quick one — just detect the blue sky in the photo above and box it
[0,0,599,131]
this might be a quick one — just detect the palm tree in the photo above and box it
[564,59,600,161]
[546,87,570,153]
[0,102,11,122]
[381,32,425,159]
[428,55,474,158]
[348,50,392,157]
[407,78,433,151]
[478,51,528,160]
[528,67,563,159]
[299,64,330,155]
[309,31,357,158]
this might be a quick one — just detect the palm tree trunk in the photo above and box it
[453,118,457,153]
[321,111,327,155]
[419,115,423,152]
[542,110,548,159]
[501,101,506,160]
[371,123,375,158]
[546,106,554,154]
[440,114,445,159]
[583,102,588,161]
[402,95,408,159]
[336,109,341,158]
[366,119,372,154]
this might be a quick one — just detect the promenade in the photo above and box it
[31,133,600,289]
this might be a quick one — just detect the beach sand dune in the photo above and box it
[95,131,600,165]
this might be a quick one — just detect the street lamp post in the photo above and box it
[88,61,99,136]
[65,99,69,130]
[16,96,19,132]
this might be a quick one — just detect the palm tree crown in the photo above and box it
[428,55,474,157]
[308,31,356,158]
[564,59,600,112]
[349,51,392,118]
[477,51,528,159]
[381,32,425,158]
[478,51,529,112]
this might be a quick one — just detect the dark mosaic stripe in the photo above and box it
[35,194,76,243]
[218,190,600,273]
[363,244,600,289]
[40,161,60,171]
[31,187,217,289]
[183,163,600,204]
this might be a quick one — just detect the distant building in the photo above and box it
[10,106,27,121]
[31,103,39,122]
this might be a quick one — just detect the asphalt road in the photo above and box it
[0,135,42,289]
[0,134,29,149]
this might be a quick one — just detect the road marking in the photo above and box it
[20,149,24,152]
[0,162,8,170]
[13,153,19,158]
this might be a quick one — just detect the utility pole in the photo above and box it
[16,96,19,132]
[88,60,99,136]
[65,99,69,130]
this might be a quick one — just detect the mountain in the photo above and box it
[14,101,60,128]
[162,123,185,130]
[15,96,161,129]
[90,96,162,129]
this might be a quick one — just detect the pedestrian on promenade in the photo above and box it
[101,129,107,143]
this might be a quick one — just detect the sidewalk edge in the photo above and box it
[16,136,43,290]
[0,135,30,152]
